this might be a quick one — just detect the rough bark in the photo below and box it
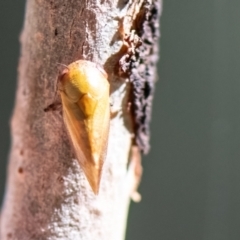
[0,0,162,239]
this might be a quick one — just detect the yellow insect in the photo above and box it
[56,60,110,194]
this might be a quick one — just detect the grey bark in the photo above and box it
[0,0,162,239]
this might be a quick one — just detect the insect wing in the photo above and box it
[61,92,109,194]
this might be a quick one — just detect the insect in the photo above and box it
[48,60,110,194]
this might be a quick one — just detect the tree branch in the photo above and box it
[0,0,162,239]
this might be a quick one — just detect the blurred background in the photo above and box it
[1,1,240,239]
